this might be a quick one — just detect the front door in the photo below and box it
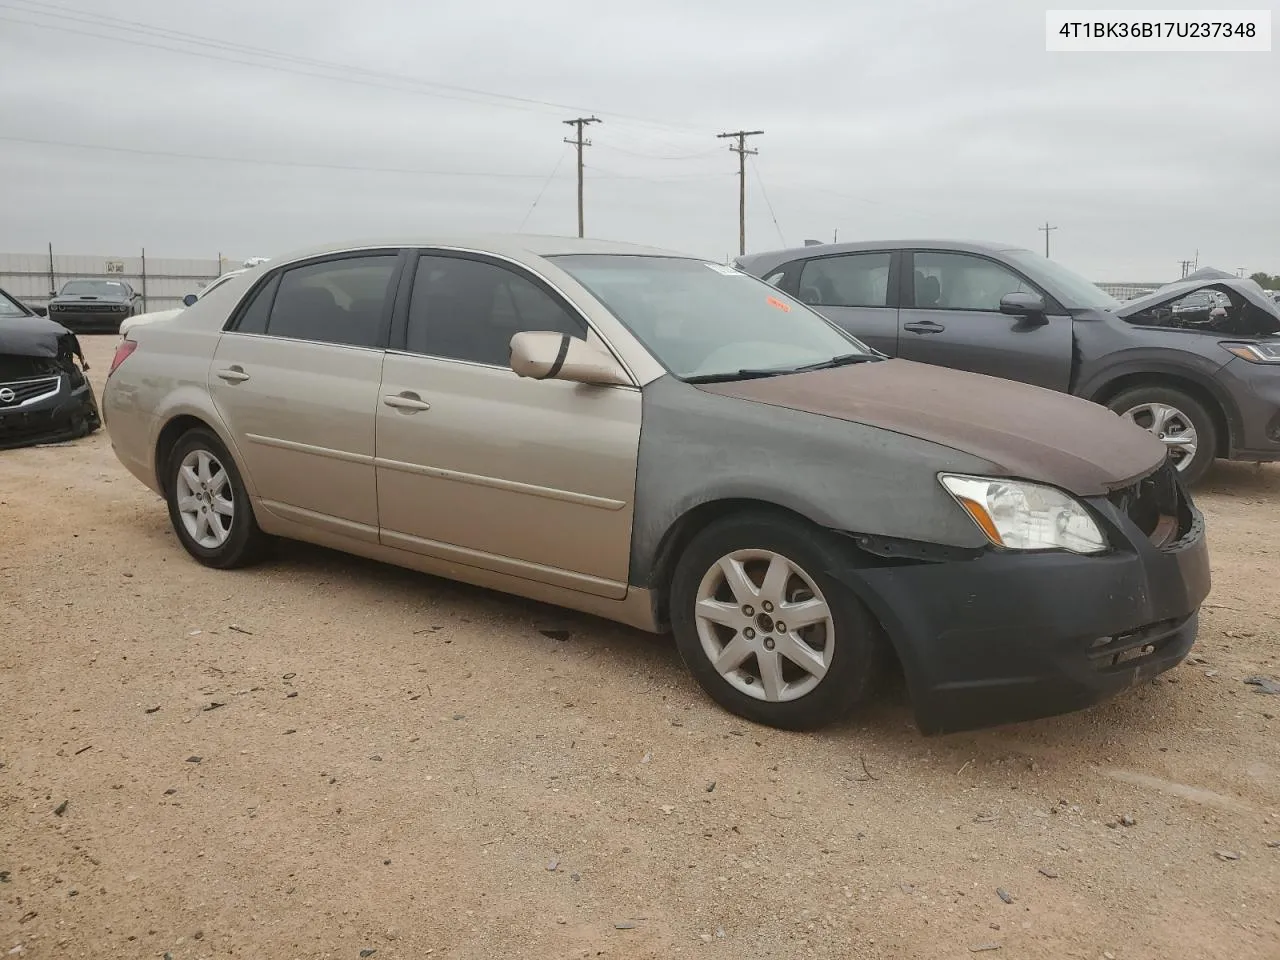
[374,251,642,598]
[896,250,1073,391]
[208,251,402,541]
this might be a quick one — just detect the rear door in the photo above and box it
[897,249,1073,391]
[787,250,900,355]
[208,250,403,542]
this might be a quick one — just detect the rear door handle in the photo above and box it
[216,366,251,383]
[383,392,431,412]
[903,320,946,335]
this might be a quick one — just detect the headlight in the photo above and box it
[1222,342,1280,363]
[939,474,1107,555]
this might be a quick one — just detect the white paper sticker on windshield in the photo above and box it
[704,262,743,276]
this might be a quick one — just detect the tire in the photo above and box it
[1106,385,1217,485]
[164,427,267,569]
[670,512,883,730]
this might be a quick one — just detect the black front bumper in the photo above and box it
[0,376,101,450]
[47,309,129,333]
[835,474,1211,735]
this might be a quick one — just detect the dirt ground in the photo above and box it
[2,334,1278,960]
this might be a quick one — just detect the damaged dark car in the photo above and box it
[1,287,101,450]
[736,241,1280,484]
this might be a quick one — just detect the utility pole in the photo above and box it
[563,116,600,238]
[1038,221,1058,258]
[1179,259,1194,278]
[718,129,764,256]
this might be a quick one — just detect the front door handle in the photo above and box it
[903,320,946,335]
[216,366,251,383]
[383,392,431,412]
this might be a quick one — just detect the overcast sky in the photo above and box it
[1,0,1276,280]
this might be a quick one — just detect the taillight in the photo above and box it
[108,340,137,377]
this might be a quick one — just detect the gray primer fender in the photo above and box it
[628,375,996,587]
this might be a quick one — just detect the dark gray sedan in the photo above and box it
[737,240,1280,483]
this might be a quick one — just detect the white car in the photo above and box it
[119,264,264,339]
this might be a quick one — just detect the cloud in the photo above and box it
[0,0,1275,280]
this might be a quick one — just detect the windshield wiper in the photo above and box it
[684,368,790,384]
[684,353,881,383]
[793,352,882,372]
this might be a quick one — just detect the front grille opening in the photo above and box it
[0,376,61,407]
[1108,462,1192,547]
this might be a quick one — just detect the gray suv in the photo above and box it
[737,240,1280,484]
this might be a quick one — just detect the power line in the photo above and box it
[594,144,723,162]
[2,134,739,187]
[717,130,764,256]
[518,147,570,232]
[585,166,736,182]
[749,158,787,248]
[564,117,601,238]
[1,133,594,180]
[0,2,708,137]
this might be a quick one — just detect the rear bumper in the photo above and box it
[0,378,101,450]
[834,494,1211,735]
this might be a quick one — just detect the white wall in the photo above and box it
[0,251,244,311]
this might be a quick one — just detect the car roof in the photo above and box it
[267,234,693,269]
[739,239,1029,265]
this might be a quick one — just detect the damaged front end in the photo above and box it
[1116,278,1280,338]
[0,316,101,451]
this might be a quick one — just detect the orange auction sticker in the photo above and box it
[766,296,791,312]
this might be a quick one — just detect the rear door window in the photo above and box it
[797,253,892,307]
[264,255,398,348]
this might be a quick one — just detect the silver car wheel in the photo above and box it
[693,549,835,702]
[1122,402,1199,470]
[175,448,234,548]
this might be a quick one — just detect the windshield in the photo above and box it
[0,290,29,318]
[59,280,128,298]
[550,255,870,379]
[1002,249,1120,311]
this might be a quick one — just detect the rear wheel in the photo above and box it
[670,512,883,730]
[1107,385,1217,485]
[165,428,267,568]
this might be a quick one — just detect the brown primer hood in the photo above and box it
[697,359,1168,496]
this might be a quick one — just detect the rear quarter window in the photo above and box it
[230,274,279,335]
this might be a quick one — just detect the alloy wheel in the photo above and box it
[693,549,835,702]
[1122,402,1198,471]
[175,448,234,548]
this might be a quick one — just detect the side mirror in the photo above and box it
[509,331,631,386]
[999,291,1046,317]
[32,305,48,317]
[182,293,198,307]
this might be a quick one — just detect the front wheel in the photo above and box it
[670,512,883,730]
[1107,385,1217,485]
[165,428,267,568]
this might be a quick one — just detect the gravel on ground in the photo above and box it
[2,335,1278,959]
